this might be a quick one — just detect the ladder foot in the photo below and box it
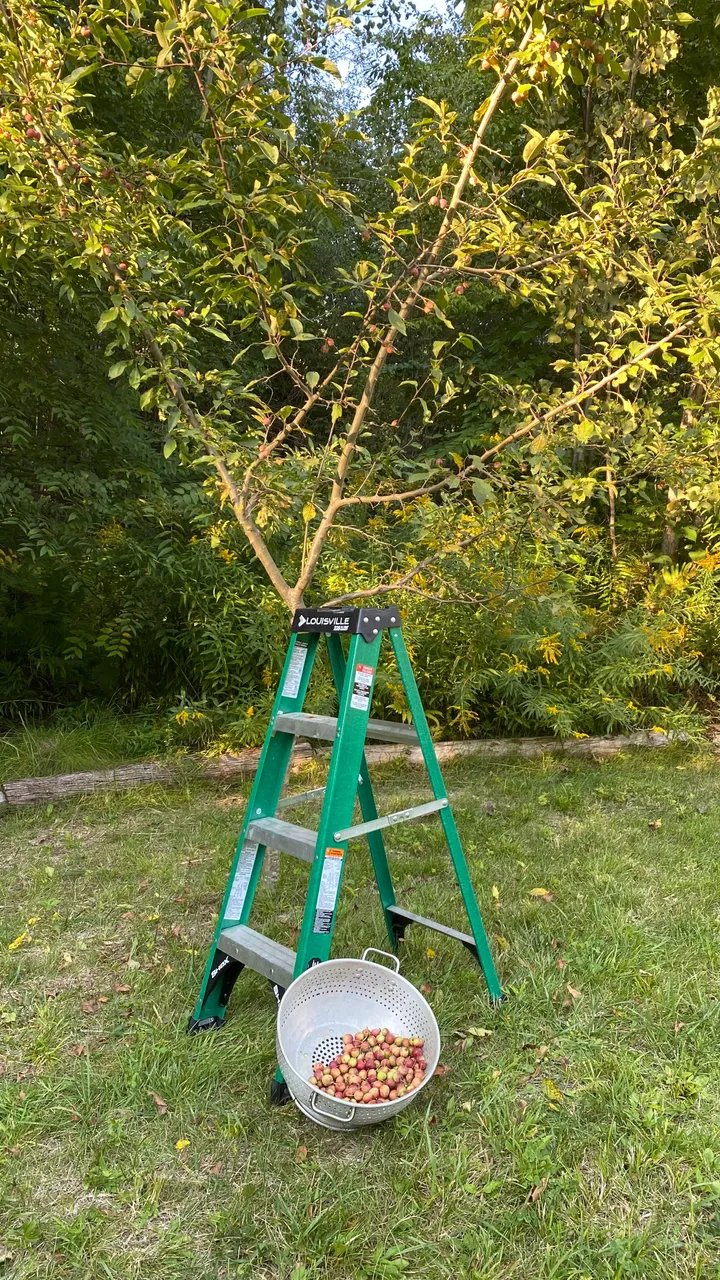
[187,1014,225,1035]
[270,1078,293,1106]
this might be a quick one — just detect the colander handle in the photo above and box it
[311,1091,357,1123]
[361,947,401,973]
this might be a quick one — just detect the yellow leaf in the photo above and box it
[425,948,436,959]
[491,885,500,901]
[542,1078,563,1102]
[27,916,40,925]
[8,933,30,952]
[147,913,160,922]
[529,888,549,897]
[302,502,316,522]
[175,1138,190,1150]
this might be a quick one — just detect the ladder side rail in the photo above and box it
[292,630,384,975]
[190,631,321,1028]
[388,627,503,1003]
[325,632,397,950]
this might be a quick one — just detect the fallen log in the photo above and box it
[0,729,686,811]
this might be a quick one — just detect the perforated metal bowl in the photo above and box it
[276,949,441,1130]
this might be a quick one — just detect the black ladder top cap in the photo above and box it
[291,605,401,641]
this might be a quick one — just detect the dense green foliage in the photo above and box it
[2,0,720,742]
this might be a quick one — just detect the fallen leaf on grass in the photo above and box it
[114,984,131,994]
[536,1045,549,1060]
[556,958,567,971]
[81,1000,98,1014]
[209,1161,222,1175]
[527,1176,548,1205]
[433,1064,452,1078]
[518,1099,528,1116]
[420,983,432,994]
[0,1248,14,1264]
[467,1026,493,1039]
[170,925,182,938]
[491,885,500,902]
[7,933,30,952]
[121,911,135,920]
[175,1138,190,1150]
[295,1145,308,1163]
[482,800,496,815]
[542,1078,563,1102]
[461,1100,474,1112]
[566,983,582,1000]
[425,948,435,959]
[648,818,662,831]
[674,1020,686,1034]
[529,887,550,897]
[68,1044,87,1057]
[148,1090,168,1115]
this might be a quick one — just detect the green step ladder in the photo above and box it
[189,605,502,1101]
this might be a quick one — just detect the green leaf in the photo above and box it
[61,64,95,87]
[96,307,120,333]
[331,403,342,423]
[257,139,279,165]
[522,130,545,164]
[203,326,230,341]
[109,26,132,58]
[432,341,448,357]
[163,438,177,458]
[388,308,407,335]
[306,371,319,389]
[108,361,127,379]
[302,502,316,522]
[417,96,443,116]
[675,11,696,21]
[205,2,229,24]
[472,479,494,506]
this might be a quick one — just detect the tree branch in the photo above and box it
[291,21,535,606]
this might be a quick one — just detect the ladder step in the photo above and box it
[387,905,478,953]
[218,924,296,988]
[334,797,448,842]
[274,712,418,746]
[247,816,317,863]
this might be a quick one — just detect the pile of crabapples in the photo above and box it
[308,1027,428,1105]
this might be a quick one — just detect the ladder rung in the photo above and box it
[387,905,477,952]
[247,816,317,863]
[277,786,326,810]
[274,712,418,746]
[218,924,296,988]
[334,797,448,842]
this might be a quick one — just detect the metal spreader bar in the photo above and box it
[189,603,503,1104]
[334,797,448,843]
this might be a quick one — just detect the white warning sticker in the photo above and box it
[282,643,308,699]
[350,662,374,712]
[313,847,344,934]
[225,841,259,919]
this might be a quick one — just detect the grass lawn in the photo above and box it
[2,740,720,1279]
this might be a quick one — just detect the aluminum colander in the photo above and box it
[276,949,441,1130]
